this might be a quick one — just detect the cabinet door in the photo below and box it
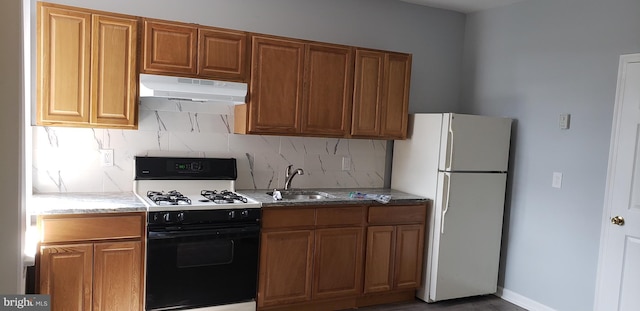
[363,226,395,293]
[249,36,305,134]
[93,241,143,311]
[352,50,384,137]
[258,230,314,307]
[199,27,248,81]
[91,14,138,128]
[37,4,91,124]
[142,20,197,75]
[394,224,424,289]
[381,53,411,139]
[301,43,353,136]
[39,244,93,311]
[313,227,364,299]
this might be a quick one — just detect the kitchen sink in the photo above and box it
[266,190,336,200]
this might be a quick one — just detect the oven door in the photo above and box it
[146,224,260,311]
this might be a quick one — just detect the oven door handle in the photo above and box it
[148,225,260,240]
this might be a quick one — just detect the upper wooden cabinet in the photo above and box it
[301,43,354,136]
[352,49,411,139]
[235,36,354,137]
[141,19,249,82]
[142,20,197,75]
[240,46,411,139]
[236,40,410,139]
[37,2,138,129]
[243,36,305,135]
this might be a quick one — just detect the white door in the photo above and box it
[594,54,640,311]
[428,172,507,302]
[439,114,512,172]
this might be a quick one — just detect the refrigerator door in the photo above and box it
[391,113,444,199]
[439,114,512,172]
[428,172,506,302]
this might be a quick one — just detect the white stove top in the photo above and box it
[134,179,261,212]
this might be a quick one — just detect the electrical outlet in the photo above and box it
[100,149,114,167]
[341,157,351,171]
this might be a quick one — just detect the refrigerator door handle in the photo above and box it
[445,115,454,171]
[441,172,451,234]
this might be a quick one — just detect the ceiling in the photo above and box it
[399,0,527,13]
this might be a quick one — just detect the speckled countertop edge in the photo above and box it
[30,188,428,215]
[237,188,429,207]
[30,192,147,215]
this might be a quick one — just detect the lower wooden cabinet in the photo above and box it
[36,213,145,311]
[259,230,314,307]
[258,203,426,311]
[313,227,364,300]
[364,224,424,293]
[39,244,93,311]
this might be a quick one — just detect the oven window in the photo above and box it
[177,240,234,267]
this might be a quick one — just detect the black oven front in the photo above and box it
[145,209,261,311]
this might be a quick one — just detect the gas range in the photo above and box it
[135,156,260,311]
[133,157,261,212]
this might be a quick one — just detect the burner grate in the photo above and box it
[201,190,249,204]
[147,190,192,205]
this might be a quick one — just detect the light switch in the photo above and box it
[559,114,570,129]
[552,172,563,188]
[341,157,351,171]
[100,149,114,167]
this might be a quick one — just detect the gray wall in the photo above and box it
[462,0,640,310]
[44,0,466,113]
[0,0,24,294]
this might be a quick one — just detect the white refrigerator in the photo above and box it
[391,113,512,302]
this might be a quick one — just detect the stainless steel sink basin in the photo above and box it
[266,190,335,200]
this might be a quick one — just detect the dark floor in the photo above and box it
[353,295,527,311]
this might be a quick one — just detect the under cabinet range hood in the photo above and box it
[139,73,247,104]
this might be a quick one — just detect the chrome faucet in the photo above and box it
[284,165,304,190]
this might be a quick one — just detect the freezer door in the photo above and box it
[439,114,512,172]
[428,172,506,302]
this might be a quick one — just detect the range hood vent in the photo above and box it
[139,73,247,104]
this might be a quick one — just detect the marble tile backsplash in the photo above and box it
[32,98,388,193]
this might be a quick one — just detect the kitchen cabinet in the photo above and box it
[364,205,425,294]
[234,36,354,137]
[142,19,249,82]
[352,49,411,139]
[258,206,365,310]
[313,207,365,300]
[258,203,425,311]
[37,2,138,129]
[301,43,354,136]
[36,213,145,311]
[239,36,305,135]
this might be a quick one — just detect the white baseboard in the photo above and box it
[495,287,557,311]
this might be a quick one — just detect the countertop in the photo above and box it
[30,192,147,215]
[30,188,428,215]
[237,188,428,207]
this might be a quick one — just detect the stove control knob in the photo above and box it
[241,210,249,218]
[228,210,236,220]
[163,212,172,223]
[177,212,185,222]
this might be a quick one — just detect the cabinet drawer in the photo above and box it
[39,213,144,243]
[316,206,365,227]
[368,205,426,225]
[262,208,315,229]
